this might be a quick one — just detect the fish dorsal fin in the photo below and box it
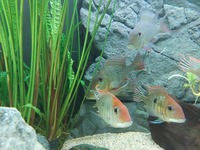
[102,57,126,76]
[179,54,193,72]
[188,55,200,69]
[147,86,168,96]
[140,10,158,22]
[104,57,126,67]
[133,86,147,102]
[179,54,200,70]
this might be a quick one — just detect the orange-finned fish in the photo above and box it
[93,85,133,128]
[127,10,169,50]
[133,85,186,123]
[86,53,145,99]
[179,54,200,80]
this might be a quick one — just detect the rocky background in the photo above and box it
[1,1,199,149]
[68,0,200,140]
[0,107,47,150]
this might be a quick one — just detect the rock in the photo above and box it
[37,134,50,150]
[187,0,200,7]
[69,144,109,150]
[62,132,163,150]
[82,0,96,11]
[184,7,199,23]
[164,4,187,29]
[187,21,200,46]
[145,0,164,10]
[113,6,138,28]
[0,107,45,150]
[163,0,188,7]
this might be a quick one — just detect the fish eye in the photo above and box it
[99,77,103,82]
[138,32,141,36]
[114,107,120,114]
[168,105,174,111]
[153,97,157,103]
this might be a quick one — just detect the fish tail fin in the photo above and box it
[160,21,170,33]
[132,52,145,70]
[179,54,192,72]
[133,85,146,102]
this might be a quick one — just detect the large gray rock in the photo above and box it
[0,107,45,150]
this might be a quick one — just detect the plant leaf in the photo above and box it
[22,103,43,118]
[0,71,8,102]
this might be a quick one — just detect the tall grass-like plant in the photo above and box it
[0,0,115,141]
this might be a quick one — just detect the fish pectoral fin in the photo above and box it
[144,106,157,116]
[149,119,164,124]
[110,81,129,94]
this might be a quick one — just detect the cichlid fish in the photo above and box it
[179,54,200,80]
[127,10,169,50]
[133,85,186,123]
[93,85,133,128]
[86,53,145,99]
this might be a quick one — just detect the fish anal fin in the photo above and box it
[133,52,145,70]
[144,105,157,117]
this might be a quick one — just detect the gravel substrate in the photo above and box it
[62,132,163,150]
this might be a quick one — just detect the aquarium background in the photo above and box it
[0,0,200,150]
[67,0,200,149]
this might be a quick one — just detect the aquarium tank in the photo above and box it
[0,0,200,150]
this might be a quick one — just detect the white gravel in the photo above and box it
[61,132,163,150]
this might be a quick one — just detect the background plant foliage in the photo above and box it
[169,72,200,104]
[0,0,114,140]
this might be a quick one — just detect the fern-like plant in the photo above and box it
[0,0,115,142]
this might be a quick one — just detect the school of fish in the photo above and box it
[83,9,193,128]
[85,52,145,100]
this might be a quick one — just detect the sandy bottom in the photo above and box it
[62,132,163,150]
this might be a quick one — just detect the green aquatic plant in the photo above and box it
[0,0,115,141]
[168,72,200,104]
